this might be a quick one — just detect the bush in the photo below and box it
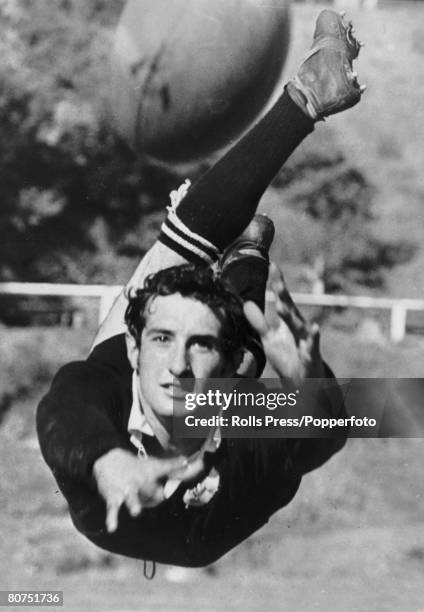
[271,128,415,292]
[0,0,181,284]
[0,1,416,293]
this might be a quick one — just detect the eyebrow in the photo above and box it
[189,334,221,348]
[144,327,175,337]
[144,329,221,346]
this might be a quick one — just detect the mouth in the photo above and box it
[161,383,191,400]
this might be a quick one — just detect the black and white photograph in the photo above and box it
[1,0,424,610]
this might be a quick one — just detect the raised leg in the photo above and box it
[92,9,364,352]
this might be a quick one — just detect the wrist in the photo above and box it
[93,447,129,480]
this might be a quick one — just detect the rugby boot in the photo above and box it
[286,10,366,121]
[220,214,275,377]
[220,213,275,269]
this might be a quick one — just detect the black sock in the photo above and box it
[159,90,314,261]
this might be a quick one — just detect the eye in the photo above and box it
[152,334,171,344]
[191,339,215,352]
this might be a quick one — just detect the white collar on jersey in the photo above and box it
[127,372,221,504]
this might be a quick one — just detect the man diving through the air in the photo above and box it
[37,10,364,567]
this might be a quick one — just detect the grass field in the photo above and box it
[2,2,424,611]
[1,320,423,611]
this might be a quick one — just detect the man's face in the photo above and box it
[127,293,237,421]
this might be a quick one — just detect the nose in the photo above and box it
[168,342,191,377]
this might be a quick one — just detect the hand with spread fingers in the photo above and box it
[244,263,325,386]
[93,449,204,533]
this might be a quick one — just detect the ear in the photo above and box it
[125,330,140,372]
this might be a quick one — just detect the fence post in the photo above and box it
[390,303,407,343]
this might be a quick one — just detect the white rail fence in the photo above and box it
[1,283,424,344]
[0,282,122,328]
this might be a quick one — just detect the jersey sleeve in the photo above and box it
[36,360,131,487]
[87,333,132,380]
[285,361,348,474]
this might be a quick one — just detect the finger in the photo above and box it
[171,456,205,482]
[152,456,189,479]
[275,304,306,346]
[271,320,300,368]
[269,269,306,342]
[124,489,143,518]
[269,261,284,283]
[106,500,121,533]
[268,261,286,292]
[143,486,166,508]
[301,322,320,358]
[299,322,324,379]
[273,281,304,323]
[269,262,302,315]
[275,298,304,330]
[243,301,270,338]
[310,322,321,356]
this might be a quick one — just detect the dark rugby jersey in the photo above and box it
[37,334,346,567]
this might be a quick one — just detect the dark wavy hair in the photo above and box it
[125,264,251,360]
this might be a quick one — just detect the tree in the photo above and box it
[0,0,415,293]
[0,0,178,283]
[271,129,415,292]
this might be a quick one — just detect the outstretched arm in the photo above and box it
[93,450,203,533]
[36,362,130,485]
[37,360,204,535]
[244,263,326,385]
[244,263,347,474]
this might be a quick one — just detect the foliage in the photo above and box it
[0,0,416,293]
[0,0,178,284]
[272,130,416,292]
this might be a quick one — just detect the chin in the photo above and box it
[152,403,174,419]
[152,397,183,419]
